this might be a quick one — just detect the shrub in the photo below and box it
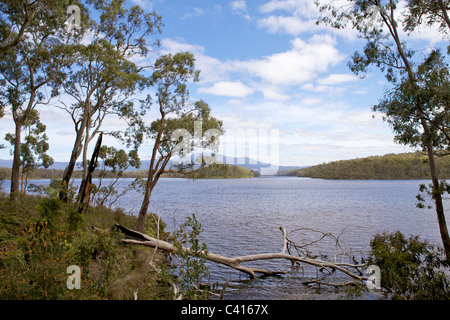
[171,214,210,299]
[0,220,76,299]
[0,192,172,300]
[369,231,450,300]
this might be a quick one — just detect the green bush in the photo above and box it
[369,231,450,300]
[0,192,172,300]
[171,214,210,300]
[36,197,61,230]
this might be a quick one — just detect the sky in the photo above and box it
[0,0,448,168]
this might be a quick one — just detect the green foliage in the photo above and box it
[0,192,173,300]
[136,53,223,230]
[91,145,141,208]
[171,214,209,300]
[416,180,450,209]
[373,50,450,152]
[369,231,450,300]
[317,0,450,261]
[36,197,62,230]
[5,109,54,174]
[295,152,450,180]
[0,0,87,55]
[3,109,53,193]
[59,0,162,184]
[403,0,450,37]
[0,0,84,194]
[190,163,256,179]
[1,220,75,299]
[68,207,85,232]
[69,228,123,296]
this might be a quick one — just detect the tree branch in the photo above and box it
[114,224,369,281]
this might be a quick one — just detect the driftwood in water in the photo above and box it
[114,224,369,281]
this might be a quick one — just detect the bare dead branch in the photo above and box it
[114,224,369,281]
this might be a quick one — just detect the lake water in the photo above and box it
[4,176,449,299]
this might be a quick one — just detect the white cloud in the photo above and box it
[258,15,319,35]
[258,85,290,101]
[300,98,322,106]
[154,35,404,166]
[181,7,205,20]
[198,81,254,98]
[301,83,333,93]
[161,38,204,55]
[260,0,317,16]
[208,97,413,166]
[258,1,321,34]
[299,73,362,95]
[163,35,345,97]
[231,0,247,12]
[161,38,233,84]
[317,74,359,86]
[231,0,250,20]
[130,0,153,11]
[236,35,345,85]
[258,0,358,39]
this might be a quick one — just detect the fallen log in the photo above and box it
[113,224,369,281]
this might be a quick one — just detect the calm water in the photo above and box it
[5,177,449,299]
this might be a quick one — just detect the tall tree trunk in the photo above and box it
[60,132,83,200]
[78,133,102,213]
[10,122,22,197]
[20,170,24,193]
[137,113,165,232]
[10,88,35,198]
[81,118,90,180]
[136,179,154,232]
[136,159,169,232]
[60,117,87,200]
[417,114,450,261]
[384,5,450,261]
[427,131,450,263]
[437,0,450,31]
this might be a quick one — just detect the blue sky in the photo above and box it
[1,0,447,167]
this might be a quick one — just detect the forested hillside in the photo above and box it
[189,163,259,179]
[0,163,258,182]
[287,152,450,180]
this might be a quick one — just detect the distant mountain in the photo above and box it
[0,159,82,171]
[0,155,293,176]
[137,155,285,175]
[276,166,310,176]
[0,159,12,168]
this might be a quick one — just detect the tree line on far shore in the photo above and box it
[0,163,258,183]
[278,152,450,180]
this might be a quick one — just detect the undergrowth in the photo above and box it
[0,191,175,300]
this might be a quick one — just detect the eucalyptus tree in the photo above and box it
[136,52,223,232]
[0,0,86,196]
[0,0,45,55]
[316,0,450,260]
[58,1,162,199]
[375,51,450,151]
[5,109,53,193]
[404,0,450,35]
[92,145,140,208]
